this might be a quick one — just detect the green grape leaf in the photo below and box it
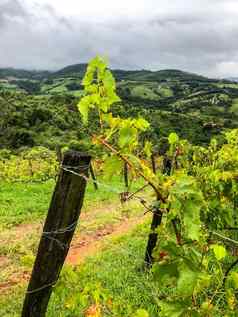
[177,264,198,296]
[118,126,137,148]
[144,141,152,158]
[103,155,123,179]
[103,70,116,91]
[158,300,188,317]
[133,309,149,317]
[226,288,236,310]
[169,198,182,218]
[230,272,238,289]
[77,96,94,124]
[162,241,181,257]
[210,244,227,260]
[99,99,110,113]
[194,273,211,294]
[134,117,150,131]
[183,200,201,241]
[168,133,179,145]
[152,262,179,285]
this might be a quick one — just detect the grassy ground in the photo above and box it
[131,85,160,100]
[0,175,155,316]
[0,176,138,229]
[0,221,159,317]
[0,181,53,228]
[1,176,235,316]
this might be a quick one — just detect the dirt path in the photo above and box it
[0,202,119,245]
[0,206,147,293]
[66,214,146,265]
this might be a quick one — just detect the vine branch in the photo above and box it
[95,135,166,203]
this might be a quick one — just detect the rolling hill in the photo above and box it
[0,63,238,148]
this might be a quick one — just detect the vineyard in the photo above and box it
[0,57,238,317]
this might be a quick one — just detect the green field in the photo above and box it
[0,175,145,228]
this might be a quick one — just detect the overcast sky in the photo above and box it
[1,0,238,77]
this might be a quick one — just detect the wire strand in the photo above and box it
[26,281,57,294]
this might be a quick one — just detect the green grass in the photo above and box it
[157,85,173,97]
[0,181,53,228]
[0,83,18,89]
[72,90,84,97]
[49,85,68,93]
[0,174,147,294]
[216,83,238,89]
[1,175,236,316]
[131,85,160,100]
[0,219,236,316]
[230,98,238,115]
[0,175,136,229]
[50,223,158,317]
[0,221,160,317]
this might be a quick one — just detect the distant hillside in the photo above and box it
[113,69,211,82]
[52,63,88,78]
[1,62,238,148]
[0,63,214,82]
[0,68,50,80]
[52,64,212,82]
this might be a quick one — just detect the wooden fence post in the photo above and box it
[22,151,91,317]
[144,153,173,268]
[124,162,129,190]
[144,204,162,268]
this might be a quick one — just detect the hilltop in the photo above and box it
[0,63,212,81]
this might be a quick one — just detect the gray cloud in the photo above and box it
[0,0,238,77]
[0,0,28,26]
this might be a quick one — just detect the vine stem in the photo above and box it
[126,183,150,200]
[94,136,186,266]
[172,219,182,245]
[95,136,166,203]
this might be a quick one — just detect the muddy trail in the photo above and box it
[0,201,147,293]
[66,214,146,265]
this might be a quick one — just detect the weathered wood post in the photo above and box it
[90,162,98,190]
[124,162,129,190]
[144,203,162,267]
[144,143,171,268]
[22,151,91,317]
[144,144,180,267]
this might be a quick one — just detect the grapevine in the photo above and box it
[77,56,238,316]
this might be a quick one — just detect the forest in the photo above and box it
[1,62,238,152]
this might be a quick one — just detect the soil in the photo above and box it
[66,214,146,265]
[0,205,147,293]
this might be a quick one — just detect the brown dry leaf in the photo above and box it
[107,298,113,308]
[85,304,101,317]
